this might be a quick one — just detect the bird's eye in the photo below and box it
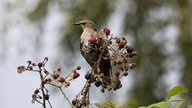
[81,22,86,25]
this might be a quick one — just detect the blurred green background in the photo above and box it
[0,0,192,108]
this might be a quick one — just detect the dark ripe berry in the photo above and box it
[103,27,110,35]
[118,42,125,49]
[38,62,43,67]
[72,99,77,105]
[59,77,65,83]
[53,74,58,79]
[115,70,120,77]
[95,80,102,87]
[73,72,80,79]
[90,75,96,83]
[32,63,36,66]
[89,37,97,44]
[85,73,91,80]
[127,46,134,53]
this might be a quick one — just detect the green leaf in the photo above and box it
[118,105,127,108]
[94,103,110,108]
[138,106,147,108]
[127,99,138,107]
[174,101,184,108]
[105,102,116,108]
[147,101,171,108]
[94,102,121,108]
[167,86,188,98]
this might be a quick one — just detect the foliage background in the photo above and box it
[0,0,191,108]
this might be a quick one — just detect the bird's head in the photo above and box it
[73,20,97,31]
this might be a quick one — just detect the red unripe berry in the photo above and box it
[73,72,80,79]
[103,27,110,35]
[89,37,97,44]
[131,51,138,56]
[118,42,125,49]
[129,63,137,69]
[59,77,65,83]
[115,70,120,77]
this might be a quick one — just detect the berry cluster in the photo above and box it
[71,27,138,108]
[81,27,138,91]
[17,57,81,107]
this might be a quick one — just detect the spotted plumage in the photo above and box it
[74,20,111,84]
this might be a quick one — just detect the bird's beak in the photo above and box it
[73,22,81,25]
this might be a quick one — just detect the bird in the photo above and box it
[73,20,111,86]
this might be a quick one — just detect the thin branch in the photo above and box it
[58,87,74,108]
[39,68,46,108]
[47,99,53,108]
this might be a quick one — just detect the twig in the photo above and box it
[85,83,90,108]
[47,99,52,108]
[39,68,46,108]
[58,87,74,108]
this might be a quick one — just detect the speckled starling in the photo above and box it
[73,20,111,85]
